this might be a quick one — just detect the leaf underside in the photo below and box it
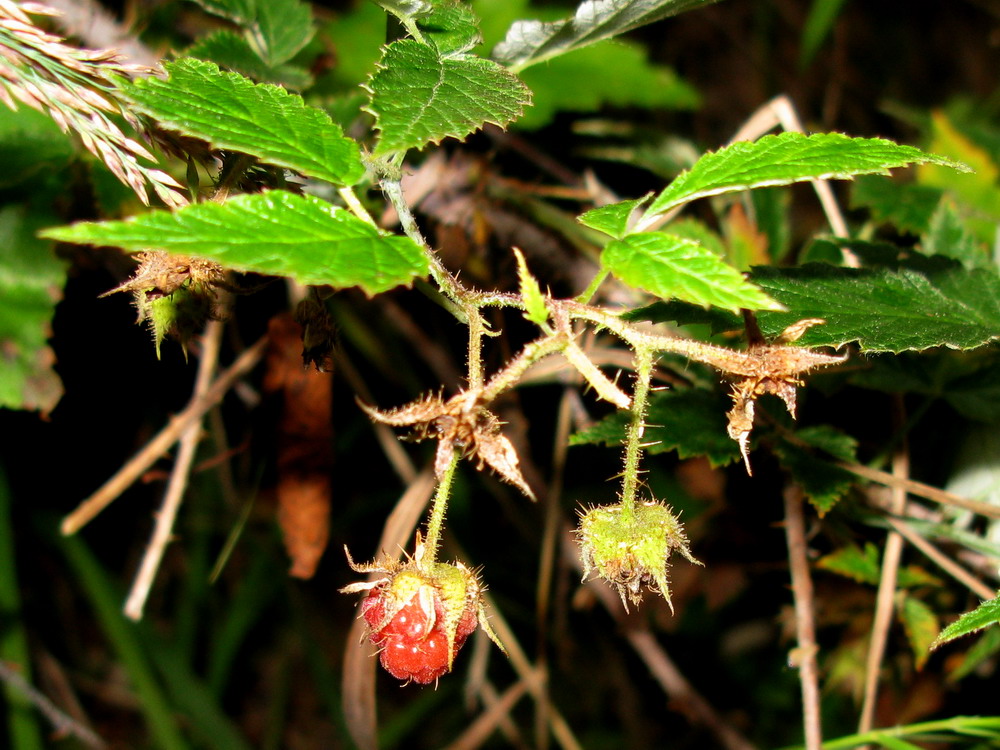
[491,0,722,70]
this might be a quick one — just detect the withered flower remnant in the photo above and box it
[361,389,535,499]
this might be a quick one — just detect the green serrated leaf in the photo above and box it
[922,198,991,269]
[571,388,741,468]
[601,232,783,312]
[850,175,943,235]
[191,0,314,67]
[643,132,969,221]
[186,30,313,89]
[0,206,66,413]
[578,195,650,238]
[491,0,721,71]
[42,191,428,296]
[512,248,548,325]
[794,425,858,463]
[897,594,939,670]
[947,624,1000,682]
[120,58,364,186]
[418,1,482,55]
[932,595,1000,650]
[367,40,531,156]
[773,438,855,515]
[254,0,314,66]
[817,543,881,585]
[747,261,1000,353]
[516,41,698,130]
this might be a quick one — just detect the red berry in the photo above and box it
[361,583,478,684]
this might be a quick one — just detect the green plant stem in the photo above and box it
[422,449,460,566]
[574,268,610,304]
[619,347,655,520]
[380,178,463,302]
[338,186,377,227]
[481,332,568,402]
[777,715,1000,750]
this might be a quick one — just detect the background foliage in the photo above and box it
[1,0,999,749]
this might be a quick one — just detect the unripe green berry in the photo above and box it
[577,499,701,611]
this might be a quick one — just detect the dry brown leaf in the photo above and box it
[265,313,334,579]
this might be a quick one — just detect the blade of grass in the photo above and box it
[777,715,1000,749]
[146,640,253,750]
[0,463,45,750]
[206,549,280,697]
[59,533,189,750]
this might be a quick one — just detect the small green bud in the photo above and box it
[577,500,701,611]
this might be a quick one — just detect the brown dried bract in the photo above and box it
[100,251,225,301]
[361,389,536,500]
[723,320,847,473]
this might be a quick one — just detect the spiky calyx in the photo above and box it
[577,499,701,612]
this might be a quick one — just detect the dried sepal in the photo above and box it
[102,251,228,355]
[723,320,847,473]
[361,389,535,499]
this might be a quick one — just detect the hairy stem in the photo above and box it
[422,449,460,565]
[619,347,655,519]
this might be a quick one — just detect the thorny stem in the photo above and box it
[380,177,467,310]
[619,347,655,520]
[422,448,460,565]
[467,310,489,390]
[481,332,569,402]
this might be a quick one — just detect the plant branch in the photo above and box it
[60,335,267,535]
[883,515,996,600]
[619,348,654,519]
[859,412,909,739]
[841,462,1000,520]
[783,485,823,750]
[123,318,224,620]
[421,448,459,565]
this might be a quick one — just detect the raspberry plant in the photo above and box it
[2,0,1000,748]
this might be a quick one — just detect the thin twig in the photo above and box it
[442,677,531,750]
[841,462,1000,520]
[729,95,856,267]
[859,415,909,738]
[562,529,758,750]
[333,348,417,486]
[783,485,822,750]
[478,589,584,750]
[0,660,106,748]
[123,319,224,620]
[883,516,996,601]
[61,335,268,535]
